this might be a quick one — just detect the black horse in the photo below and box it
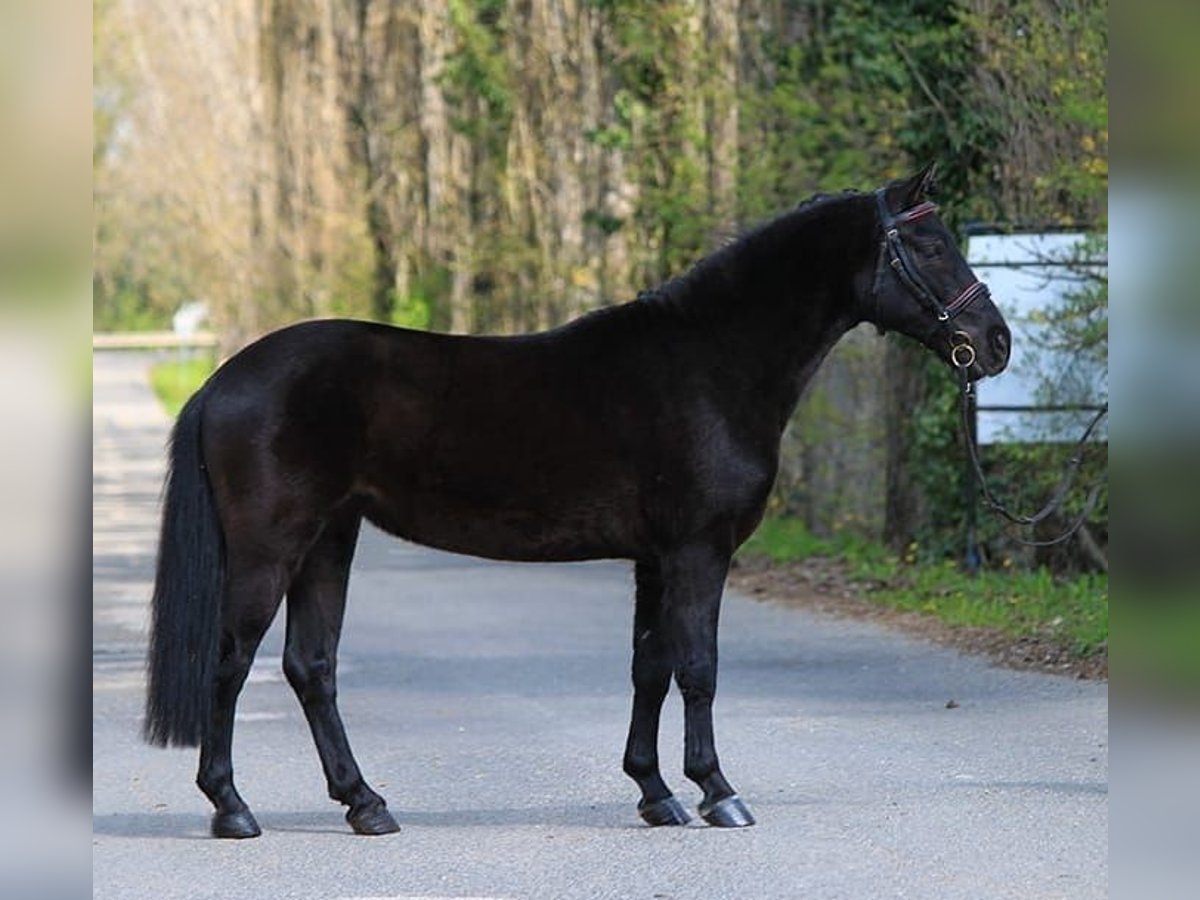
[144,166,1010,838]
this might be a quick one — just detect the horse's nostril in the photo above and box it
[991,328,1010,362]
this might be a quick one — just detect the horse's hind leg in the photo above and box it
[196,557,288,838]
[623,561,691,826]
[283,512,399,836]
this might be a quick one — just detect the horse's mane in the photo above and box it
[634,188,865,309]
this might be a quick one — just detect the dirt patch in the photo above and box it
[730,555,1107,681]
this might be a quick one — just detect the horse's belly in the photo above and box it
[362,482,638,563]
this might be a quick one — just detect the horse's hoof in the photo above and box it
[347,803,400,836]
[211,809,262,839]
[699,794,756,828]
[638,795,691,827]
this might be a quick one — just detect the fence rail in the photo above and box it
[92,331,218,350]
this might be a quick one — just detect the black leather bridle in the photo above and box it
[875,189,1107,547]
[874,189,990,369]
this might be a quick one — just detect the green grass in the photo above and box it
[149,355,215,417]
[740,517,1108,658]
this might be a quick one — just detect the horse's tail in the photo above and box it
[143,388,224,748]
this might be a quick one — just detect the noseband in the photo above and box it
[874,189,989,367]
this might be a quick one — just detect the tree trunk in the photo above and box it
[706,0,739,232]
[883,338,929,551]
[349,0,398,322]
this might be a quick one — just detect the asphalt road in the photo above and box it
[93,350,1108,900]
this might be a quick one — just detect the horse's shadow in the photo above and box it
[93,800,641,840]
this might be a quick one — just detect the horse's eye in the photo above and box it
[917,240,944,259]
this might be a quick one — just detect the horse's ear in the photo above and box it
[903,162,938,205]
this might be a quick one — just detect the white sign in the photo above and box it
[967,232,1107,444]
[172,300,209,338]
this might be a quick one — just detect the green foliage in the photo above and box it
[94,0,132,171]
[390,291,434,331]
[741,516,896,578]
[444,0,513,147]
[590,1,723,279]
[955,0,1108,221]
[324,233,385,322]
[741,517,1108,657]
[906,352,969,560]
[884,558,1108,656]
[92,279,173,332]
[148,355,216,418]
[974,441,1107,570]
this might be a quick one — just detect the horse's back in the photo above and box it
[194,319,652,560]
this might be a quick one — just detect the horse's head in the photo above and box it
[867,164,1011,380]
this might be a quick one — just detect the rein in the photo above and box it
[876,189,1107,548]
[955,363,1108,548]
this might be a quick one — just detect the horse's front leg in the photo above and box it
[623,561,691,826]
[661,540,755,827]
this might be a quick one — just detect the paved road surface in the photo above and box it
[93,350,1107,900]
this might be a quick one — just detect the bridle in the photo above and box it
[874,189,1108,549]
[874,189,990,369]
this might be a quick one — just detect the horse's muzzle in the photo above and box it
[951,325,1010,380]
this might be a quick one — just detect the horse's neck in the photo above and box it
[674,210,868,423]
